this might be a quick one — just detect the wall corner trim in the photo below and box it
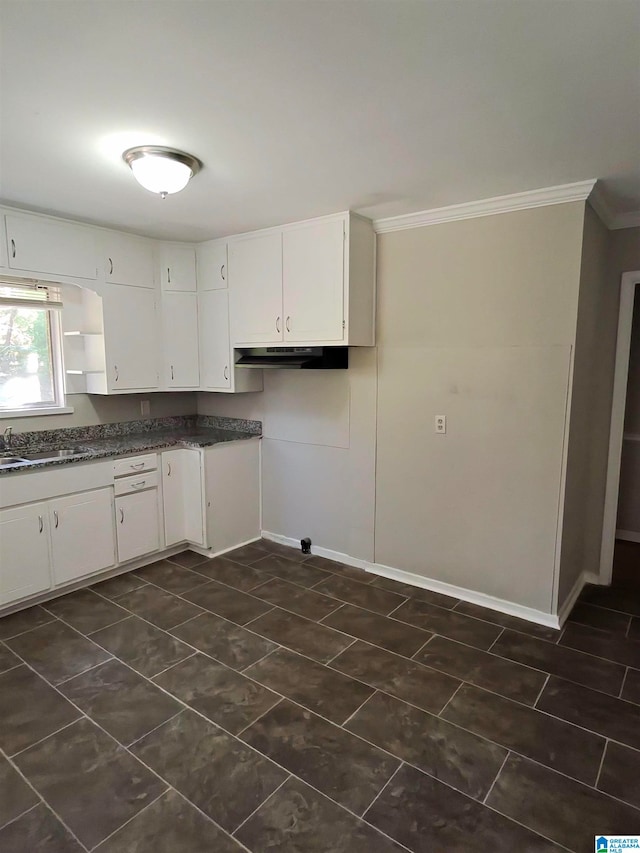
[589,184,640,230]
[372,180,597,234]
[262,531,561,629]
[557,570,590,629]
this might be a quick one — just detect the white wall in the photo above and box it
[618,283,640,536]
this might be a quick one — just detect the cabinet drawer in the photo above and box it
[113,454,157,477]
[114,471,159,496]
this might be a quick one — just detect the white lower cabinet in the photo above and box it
[204,439,260,553]
[0,502,51,606]
[162,449,204,547]
[50,488,116,585]
[115,489,161,563]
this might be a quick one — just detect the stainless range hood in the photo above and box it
[235,346,348,369]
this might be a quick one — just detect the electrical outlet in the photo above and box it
[140,400,150,416]
[435,415,446,434]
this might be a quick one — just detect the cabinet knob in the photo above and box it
[286,316,291,333]
[10,238,16,259]
[220,263,226,281]
[276,316,281,333]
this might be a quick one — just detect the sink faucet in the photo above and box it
[0,426,12,451]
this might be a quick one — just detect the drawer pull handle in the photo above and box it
[114,365,119,382]
[108,257,113,275]
[130,463,145,470]
[53,510,59,529]
[286,316,291,333]
[171,365,174,381]
[131,480,146,489]
[276,316,280,333]
[220,263,226,281]
[167,267,171,284]
[11,238,16,258]
[38,515,43,533]
[167,462,171,477]
[224,365,229,381]
[119,508,124,524]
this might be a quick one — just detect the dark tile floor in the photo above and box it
[0,539,639,852]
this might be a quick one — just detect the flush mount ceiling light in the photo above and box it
[122,146,202,198]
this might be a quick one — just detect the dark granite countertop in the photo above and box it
[0,416,261,476]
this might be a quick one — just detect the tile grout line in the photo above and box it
[340,690,377,729]
[240,645,283,673]
[242,605,277,627]
[594,739,609,790]
[234,697,284,740]
[359,763,415,853]
[532,673,551,708]
[124,709,185,750]
[230,774,293,839]
[149,650,199,679]
[85,788,169,851]
[481,750,511,804]
[0,801,41,835]
[0,614,60,642]
[486,626,505,652]
[10,716,85,759]
[436,680,465,718]
[324,637,358,665]
[0,740,91,852]
[619,667,630,699]
[56,656,115,686]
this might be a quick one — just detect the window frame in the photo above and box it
[0,304,73,418]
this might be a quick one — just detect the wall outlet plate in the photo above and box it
[435,415,446,433]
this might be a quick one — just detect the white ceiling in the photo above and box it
[1,0,639,241]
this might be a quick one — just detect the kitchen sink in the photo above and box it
[22,448,88,461]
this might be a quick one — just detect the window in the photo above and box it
[0,281,67,415]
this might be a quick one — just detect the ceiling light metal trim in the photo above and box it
[122,145,202,176]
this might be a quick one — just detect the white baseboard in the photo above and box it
[557,570,588,628]
[189,536,262,560]
[262,531,561,629]
[616,529,640,543]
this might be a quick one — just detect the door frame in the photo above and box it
[599,270,640,584]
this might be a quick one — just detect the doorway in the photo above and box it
[600,271,640,586]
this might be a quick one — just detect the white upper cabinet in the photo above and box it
[102,232,155,288]
[229,231,283,344]
[199,289,231,390]
[227,212,375,348]
[196,240,228,291]
[4,213,97,280]
[159,244,196,291]
[101,284,159,390]
[162,291,199,388]
[283,218,345,343]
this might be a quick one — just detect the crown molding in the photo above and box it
[611,210,640,230]
[373,180,598,233]
[588,183,640,230]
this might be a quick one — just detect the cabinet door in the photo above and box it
[229,232,283,344]
[102,285,159,390]
[198,289,231,390]
[204,440,260,553]
[160,245,196,291]
[162,449,204,546]
[116,490,160,562]
[0,502,51,606]
[197,241,228,291]
[50,488,115,585]
[283,218,344,342]
[103,232,154,287]
[162,291,199,387]
[5,214,97,280]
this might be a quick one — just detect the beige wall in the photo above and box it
[557,206,612,606]
[5,392,197,433]
[374,203,585,613]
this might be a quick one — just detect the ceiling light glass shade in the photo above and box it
[122,146,202,198]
